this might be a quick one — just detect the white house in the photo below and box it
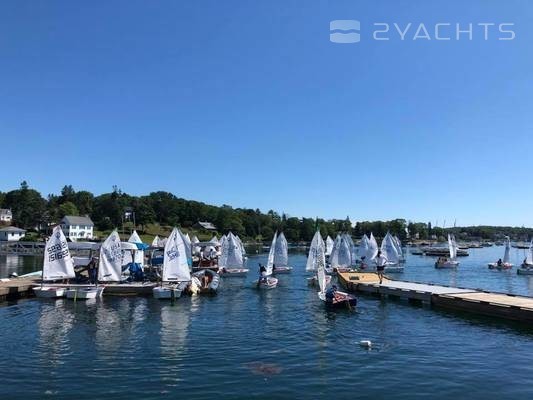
[0,226,26,241]
[0,209,12,223]
[60,215,94,240]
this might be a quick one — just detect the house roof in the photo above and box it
[193,221,217,230]
[0,209,12,215]
[61,215,94,226]
[0,226,26,233]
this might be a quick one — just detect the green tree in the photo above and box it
[59,201,79,218]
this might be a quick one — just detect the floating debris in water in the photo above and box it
[359,340,372,349]
[244,361,283,376]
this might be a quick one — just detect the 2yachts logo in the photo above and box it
[330,20,516,43]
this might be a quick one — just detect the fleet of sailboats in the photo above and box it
[218,232,249,276]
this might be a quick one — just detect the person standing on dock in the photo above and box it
[375,250,388,284]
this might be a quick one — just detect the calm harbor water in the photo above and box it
[2,246,533,399]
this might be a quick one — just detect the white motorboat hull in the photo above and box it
[257,277,278,289]
[33,286,66,298]
[273,267,292,274]
[153,286,184,299]
[219,268,249,277]
[66,287,103,300]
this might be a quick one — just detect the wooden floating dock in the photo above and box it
[338,272,533,323]
[0,278,158,301]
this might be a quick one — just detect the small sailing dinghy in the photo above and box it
[257,234,278,289]
[393,235,406,264]
[329,235,353,274]
[218,232,249,277]
[380,232,404,272]
[325,236,334,259]
[317,250,356,310]
[34,226,75,298]
[191,268,220,294]
[272,232,292,273]
[306,230,332,287]
[66,230,122,300]
[489,237,513,270]
[153,228,191,299]
[435,234,460,268]
[518,240,533,275]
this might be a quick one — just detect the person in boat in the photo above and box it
[257,263,268,287]
[325,285,338,304]
[201,272,212,289]
[497,258,503,267]
[360,256,367,270]
[375,250,388,284]
[87,257,97,284]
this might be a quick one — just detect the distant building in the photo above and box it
[0,226,26,241]
[193,221,217,231]
[60,215,94,240]
[0,209,12,223]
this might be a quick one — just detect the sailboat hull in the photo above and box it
[153,286,184,299]
[319,290,357,309]
[488,263,513,270]
[66,287,103,300]
[219,268,249,277]
[435,261,459,269]
[273,266,292,274]
[33,286,66,298]
[257,277,278,289]
[517,267,533,275]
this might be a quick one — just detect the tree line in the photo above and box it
[1,182,531,242]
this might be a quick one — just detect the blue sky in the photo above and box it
[0,1,532,226]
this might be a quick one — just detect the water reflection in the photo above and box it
[38,299,75,367]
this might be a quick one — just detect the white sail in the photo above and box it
[503,236,511,264]
[358,234,369,259]
[330,235,351,268]
[210,235,220,245]
[162,228,191,282]
[219,232,243,268]
[325,236,334,256]
[393,235,403,258]
[273,232,289,267]
[317,256,327,296]
[526,240,533,265]
[306,231,325,272]
[151,235,160,247]
[235,234,246,256]
[98,230,123,282]
[448,234,458,260]
[123,230,144,266]
[42,226,75,281]
[380,232,399,265]
[367,233,379,261]
[178,229,192,262]
[342,234,355,265]
[266,232,277,275]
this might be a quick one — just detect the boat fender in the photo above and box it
[359,340,372,349]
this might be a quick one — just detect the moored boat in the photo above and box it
[272,232,292,274]
[257,234,279,289]
[153,227,191,299]
[517,240,533,275]
[34,226,76,299]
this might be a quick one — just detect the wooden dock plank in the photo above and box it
[338,272,533,323]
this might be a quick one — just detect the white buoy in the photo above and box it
[359,340,372,349]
